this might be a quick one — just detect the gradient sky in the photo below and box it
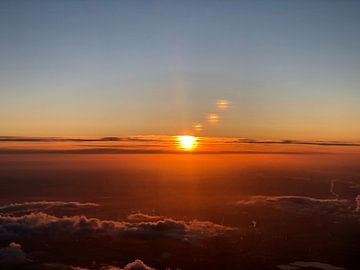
[1,1,359,140]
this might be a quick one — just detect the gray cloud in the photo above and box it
[0,136,163,143]
[100,259,155,270]
[0,242,29,267]
[44,260,155,270]
[1,136,358,155]
[0,201,99,215]
[127,213,168,222]
[0,212,236,242]
[237,195,348,207]
[0,243,166,270]
[2,136,359,147]
[233,138,360,147]
[235,195,359,217]
[278,261,345,270]
[0,148,327,155]
[356,195,360,211]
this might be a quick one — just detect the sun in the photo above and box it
[177,136,197,150]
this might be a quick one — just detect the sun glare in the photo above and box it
[177,135,197,150]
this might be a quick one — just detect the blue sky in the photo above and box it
[0,1,359,139]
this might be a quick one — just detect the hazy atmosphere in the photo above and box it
[1,1,360,270]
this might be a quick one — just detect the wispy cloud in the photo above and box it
[278,261,345,270]
[235,195,360,218]
[0,201,99,215]
[0,136,164,143]
[232,138,360,147]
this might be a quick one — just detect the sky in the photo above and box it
[0,0,359,140]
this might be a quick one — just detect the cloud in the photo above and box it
[237,195,347,207]
[0,148,174,154]
[2,136,360,147]
[233,138,360,147]
[278,261,345,270]
[0,242,29,267]
[0,201,99,214]
[127,213,168,222]
[0,136,163,143]
[43,261,155,270]
[0,148,327,155]
[0,243,161,270]
[235,195,357,216]
[0,212,236,242]
[0,242,156,270]
[356,195,360,211]
[1,136,358,155]
[100,259,155,270]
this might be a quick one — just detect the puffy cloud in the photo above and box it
[0,212,236,242]
[100,259,155,270]
[356,195,360,211]
[0,201,99,214]
[0,242,29,266]
[41,260,158,270]
[121,259,155,270]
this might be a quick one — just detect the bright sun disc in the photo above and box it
[177,136,197,150]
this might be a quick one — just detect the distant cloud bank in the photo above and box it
[0,201,99,215]
[1,136,359,155]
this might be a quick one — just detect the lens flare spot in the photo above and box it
[207,114,219,123]
[177,136,197,150]
[217,99,229,110]
[193,123,203,131]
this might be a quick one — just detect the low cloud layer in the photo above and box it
[1,136,359,147]
[0,209,231,268]
[0,211,235,242]
[1,136,359,155]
